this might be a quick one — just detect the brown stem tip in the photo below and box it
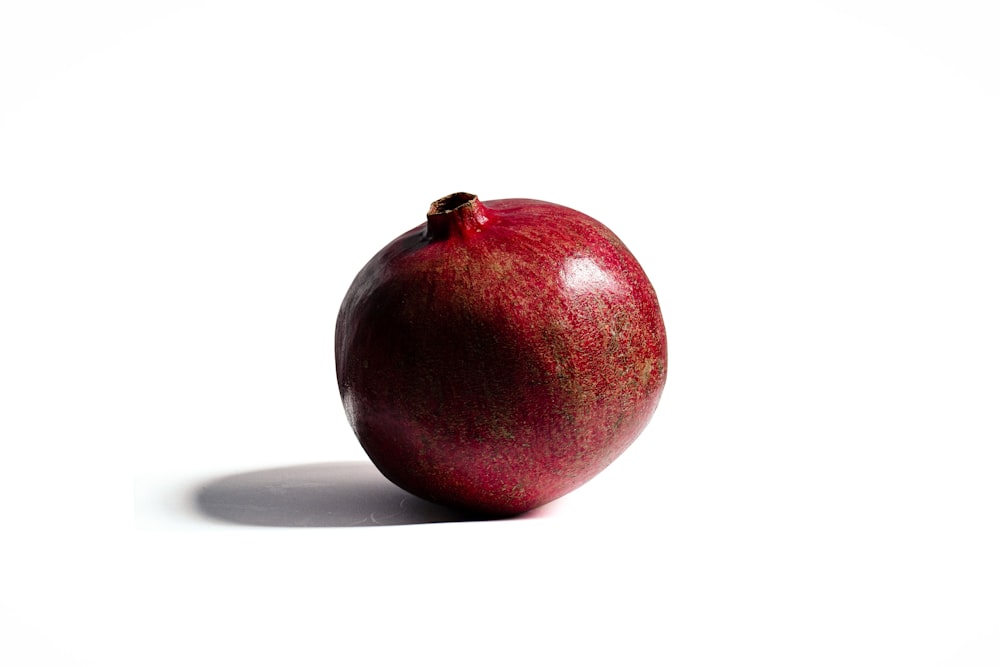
[425,192,489,239]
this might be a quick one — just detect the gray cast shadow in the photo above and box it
[193,461,521,527]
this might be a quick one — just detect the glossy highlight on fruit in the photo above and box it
[335,193,667,515]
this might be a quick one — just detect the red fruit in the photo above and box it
[335,193,667,515]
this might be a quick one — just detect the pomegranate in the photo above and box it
[335,193,667,515]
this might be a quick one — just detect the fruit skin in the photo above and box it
[335,193,667,516]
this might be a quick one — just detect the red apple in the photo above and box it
[335,193,667,515]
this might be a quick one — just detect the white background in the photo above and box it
[2,1,999,665]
